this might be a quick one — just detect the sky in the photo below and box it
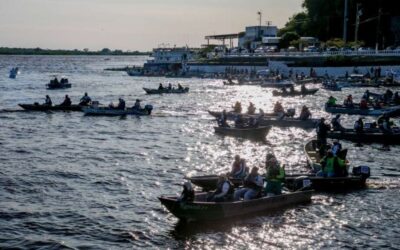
[0,0,303,51]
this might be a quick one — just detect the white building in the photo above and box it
[239,26,278,49]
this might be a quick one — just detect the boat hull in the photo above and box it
[272,88,319,97]
[259,118,317,129]
[83,107,151,116]
[325,104,400,116]
[326,130,400,145]
[19,104,83,112]
[214,126,270,140]
[159,190,312,221]
[143,87,189,94]
[46,84,72,89]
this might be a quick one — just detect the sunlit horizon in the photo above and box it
[0,0,303,51]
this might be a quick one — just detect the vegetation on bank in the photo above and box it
[279,0,400,49]
[0,47,150,56]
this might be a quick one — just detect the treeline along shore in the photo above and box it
[0,47,150,56]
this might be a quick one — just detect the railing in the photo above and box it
[212,50,400,59]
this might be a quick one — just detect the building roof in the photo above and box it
[205,33,239,40]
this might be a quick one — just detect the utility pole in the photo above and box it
[343,0,349,42]
[376,8,382,51]
[355,3,362,47]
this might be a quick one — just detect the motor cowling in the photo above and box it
[292,176,312,190]
[352,166,371,178]
[145,104,153,115]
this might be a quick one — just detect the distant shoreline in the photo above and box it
[0,47,150,56]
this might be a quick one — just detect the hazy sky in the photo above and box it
[0,0,303,51]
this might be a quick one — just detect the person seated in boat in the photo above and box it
[234,167,263,201]
[359,98,368,109]
[248,117,260,128]
[44,95,52,106]
[218,110,229,127]
[289,85,295,93]
[258,108,265,118]
[132,99,141,110]
[281,87,288,94]
[301,84,307,94]
[362,90,370,101]
[60,78,66,84]
[299,105,311,120]
[318,150,346,177]
[234,114,245,128]
[178,83,184,90]
[393,92,400,105]
[232,101,242,113]
[177,182,194,203]
[316,118,330,146]
[79,92,92,106]
[381,118,393,134]
[229,155,248,179]
[158,83,164,90]
[354,118,364,134]
[117,98,126,110]
[247,102,256,115]
[168,83,172,90]
[207,174,234,202]
[53,77,59,85]
[60,95,72,106]
[384,89,393,102]
[331,114,345,133]
[265,154,285,196]
[326,96,337,107]
[273,101,285,115]
[343,95,354,108]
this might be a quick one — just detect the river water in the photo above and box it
[0,55,399,249]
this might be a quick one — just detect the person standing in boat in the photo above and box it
[301,84,307,94]
[229,155,248,179]
[60,95,72,106]
[234,167,263,201]
[44,95,52,106]
[316,118,330,146]
[168,83,172,90]
[79,92,92,106]
[207,174,234,202]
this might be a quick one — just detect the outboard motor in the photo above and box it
[352,166,371,179]
[286,108,295,117]
[145,104,153,115]
[292,176,312,191]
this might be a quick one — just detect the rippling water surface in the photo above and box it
[0,55,399,249]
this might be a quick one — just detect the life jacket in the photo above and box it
[244,175,263,191]
[322,156,345,176]
[215,180,234,196]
